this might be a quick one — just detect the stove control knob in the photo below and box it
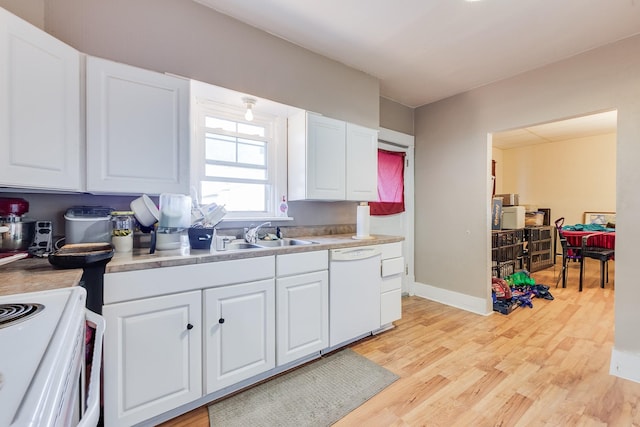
[218,318,225,324]
[186,323,194,330]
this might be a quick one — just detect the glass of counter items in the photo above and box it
[111,211,134,252]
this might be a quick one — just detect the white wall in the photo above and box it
[495,133,616,225]
[0,0,382,231]
[414,33,640,381]
[44,0,379,128]
[0,0,43,27]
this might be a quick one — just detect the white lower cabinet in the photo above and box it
[377,243,404,327]
[204,279,276,394]
[276,270,328,365]
[275,251,329,365]
[103,291,202,427]
[100,244,399,425]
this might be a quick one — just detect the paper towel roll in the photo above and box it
[356,204,370,238]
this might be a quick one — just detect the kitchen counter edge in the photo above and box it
[0,234,403,296]
[106,234,404,273]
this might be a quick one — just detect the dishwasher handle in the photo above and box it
[330,247,381,261]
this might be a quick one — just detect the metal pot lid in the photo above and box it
[0,198,28,217]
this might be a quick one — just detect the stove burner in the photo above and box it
[0,303,44,328]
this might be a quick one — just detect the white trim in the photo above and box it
[610,348,640,384]
[378,127,415,147]
[413,281,493,316]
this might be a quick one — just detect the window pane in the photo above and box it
[238,123,265,137]
[205,116,236,132]
[205,134,236,162]
[238,141,266,166]
[205,164,266,180]
[201,181,267,212]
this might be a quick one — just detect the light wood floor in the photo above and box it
[161,257,640,426]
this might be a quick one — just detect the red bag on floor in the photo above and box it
[492,277,512,300]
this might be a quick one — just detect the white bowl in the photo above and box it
[130,194,159,227]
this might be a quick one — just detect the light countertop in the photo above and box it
[0,257,83,296]
[0,234,403,296]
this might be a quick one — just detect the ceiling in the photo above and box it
[193,0,640,108]
[492,110,618,150]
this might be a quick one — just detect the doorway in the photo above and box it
[490,110,617,283]
[370,128,415,295]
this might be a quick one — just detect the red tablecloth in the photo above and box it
[561,230,615,249]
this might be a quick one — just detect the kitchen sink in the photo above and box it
[256,238,317,247]
[225,241,263,250]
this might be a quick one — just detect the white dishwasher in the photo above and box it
[329,246,382,347]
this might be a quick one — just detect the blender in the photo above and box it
[0,197,36,254]
[156,193,191,250]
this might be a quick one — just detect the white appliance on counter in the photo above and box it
[0,287,104,427]
[328,246,382,348]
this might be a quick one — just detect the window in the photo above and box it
[194,98,287,219]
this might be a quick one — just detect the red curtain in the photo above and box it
[370,149,405,216]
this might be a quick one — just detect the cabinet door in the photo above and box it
[306,113,346,200]
[103,291,202,427]
[346,123,378,201]
[379,247,404,326]
[86,56,189,195]
[204,279,275,394]
[276,270,328,365]
[0,8,81,191]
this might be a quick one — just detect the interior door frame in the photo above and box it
[376,128,415,295]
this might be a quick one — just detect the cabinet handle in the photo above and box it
[218,318,225,324]
[186,323,194,330]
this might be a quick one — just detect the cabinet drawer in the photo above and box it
[381,275,402,293]
[374,242,403,260]
[382,257,404,277]
[105,256,275,303]
[381,289,402,325]
[276,250,328,277]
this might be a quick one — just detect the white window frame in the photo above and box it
[192,97,288,221]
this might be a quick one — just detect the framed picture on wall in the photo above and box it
[584,212,616,226]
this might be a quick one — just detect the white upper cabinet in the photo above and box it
[0,8,82,191]
[288,111,377,201]
[288,112,346,200]
[86,56,189,195]
[346,123,378,201]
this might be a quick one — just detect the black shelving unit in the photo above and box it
[491,228,525,278]
[525,226,554,272]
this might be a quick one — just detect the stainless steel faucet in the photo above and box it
[244,222,271,243]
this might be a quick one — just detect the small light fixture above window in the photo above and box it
[243,97,256,121]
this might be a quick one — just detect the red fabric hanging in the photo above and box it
[370,149,405,216]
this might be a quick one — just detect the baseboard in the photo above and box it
[413,281,492,315]
[610,348,640,384]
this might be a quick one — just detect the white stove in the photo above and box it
[0,287,104,427]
